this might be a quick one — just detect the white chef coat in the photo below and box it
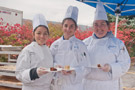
[16,42,54,90]
[83,31,130,90]
[50,36,90,90]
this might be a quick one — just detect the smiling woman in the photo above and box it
[33,26,49,45]
[83,2,130,90]
[15,14,54,90]
[93,20,109,38]
[50,6,90,90]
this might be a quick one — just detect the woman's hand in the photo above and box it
[99,64,111,72]
[55,65,73,75]
[37,67,48,77]
[55,65,74,75]
[62,70,73,75]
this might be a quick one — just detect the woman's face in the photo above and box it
[93,20,109,38]
[33,26,49,45]
[62,19,77,40]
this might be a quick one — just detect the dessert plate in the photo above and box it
[90,66,98,68]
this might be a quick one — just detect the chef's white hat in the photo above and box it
[94,2,108,21]
[64,6,78,23]
[33,14,48,31]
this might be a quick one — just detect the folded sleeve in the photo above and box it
[110,41,130,80]
[30,67,39,80]
[15,49,33,83]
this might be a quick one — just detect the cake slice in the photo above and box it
[50,67,57,71]
[64,65,70,70]
[97,64,101,68]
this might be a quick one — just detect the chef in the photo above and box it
[16,14,54,90]
[50,6,90,90]
[83,2,130,90]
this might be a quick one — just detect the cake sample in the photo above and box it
[50,67,57,71]
[97,64,101,68]
[64,65,70,70]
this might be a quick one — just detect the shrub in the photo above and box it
[0,19,135,61]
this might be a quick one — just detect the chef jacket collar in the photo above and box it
[32,41,46,47]
[62,35,76,41]
[92,31,114,39]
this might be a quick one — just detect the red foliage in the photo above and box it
[0,23,32,46]
[75,30,93,40]
[110,21,135,57]
[0,19,135,57]
[46,36,60,47]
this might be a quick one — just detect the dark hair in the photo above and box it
[33,25,49,41]
[93,20,110,27]
[34,25,49,34]
[105,20,110,26]
[62,18,77,29]
[105,20,110,30]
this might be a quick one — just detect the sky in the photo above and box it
[0,0,96,26]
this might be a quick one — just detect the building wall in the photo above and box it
[0,6,23,25]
